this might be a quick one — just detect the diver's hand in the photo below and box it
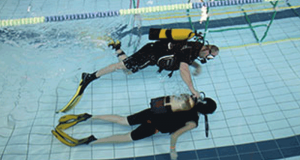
[170,148,178,160]
[192,91,205,102]
[192,91,201,99]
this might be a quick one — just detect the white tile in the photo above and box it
[211,128,231,138]
[250,84,268,93]
[232,134,255,145]
[112,106,131,115]
[260,103,281,114]
[274,94,296,104]
[153,134,169,145]
[92,149,114,160]
[224,110,243,119]
[218,94,237,104]
[256,96,276,106]
[213,137,234,147]
[267,120,290,130]
[70,150,92,159]
[245,115,265,125]
[226,117,247,128]
[253,131,274,142]
[287,116,300,127]
[272,128,295,139]
[193,139,216,150]
[177,132,193,142]
[91,142,114,151]
[266,80,286,89]
[229,126,251,136]
[210,119,228,130]
[235,93,255,102]
[249,123,270,133]
[27,154,50,160]
[134,145,155,157]
[8,134,29,145]
[292,125,300,135]
[28,145,51,155]
[232,86,251,95]
[241,107,262,116]
[278,101,300,111]
[211,111,225,121]
[230,79,249,88]
[4,144,27,154]
[237,100,257,109]
[2,155,27,160]
[263,111,285,121]
[252,89,272,99]
[153,144,169,154]
[115,148,135,159]
[51,143,71,153]
[176,141,196,152]
[133,137,154,147]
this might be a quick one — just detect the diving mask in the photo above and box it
[206,49,215,60]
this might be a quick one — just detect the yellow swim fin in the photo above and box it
[52,128,97,147]
[108,40,121,50]
[56,72,97,113]
[59,114,80,123]
[56,121,78,130]
[51,129,77,147]
[56,80,83,113]
[55,128,78,143]
[57,113,92,130]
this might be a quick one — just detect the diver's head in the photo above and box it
[193,97,217,115]
[198,45,219,64]
[192,97,217,138]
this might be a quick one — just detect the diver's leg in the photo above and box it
[90,132,132,145]
[89,122,157,145]
[95,61,127,77]
[92,115,130,126]
[109,40,134,74]
[115,49,128,61]
[109,40,128,61]
[79,61,126,92]
[114,48,132,74]
[92,109,151,126]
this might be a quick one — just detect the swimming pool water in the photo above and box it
[1,0,300,160]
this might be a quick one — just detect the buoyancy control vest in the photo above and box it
[150,96,172,114]
[149,28,203,77]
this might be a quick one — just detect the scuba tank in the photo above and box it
[149,28,196,41]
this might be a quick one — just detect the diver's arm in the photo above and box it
[191,61,201,76]
[179,62,200,98]
[170,121,197,160]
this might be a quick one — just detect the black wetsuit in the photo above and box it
[123,41,203,73]
[127,107,199,140]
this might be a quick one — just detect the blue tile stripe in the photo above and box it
[116,134,300,160]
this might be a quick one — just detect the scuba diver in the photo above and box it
[52,93,217,160]
[57,28,219,113]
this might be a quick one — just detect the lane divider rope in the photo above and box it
[0,0,270,27]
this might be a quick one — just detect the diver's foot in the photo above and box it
[77,113,92,122]
[108,40,121,50]
[79,72,98,95]
[83,135,97,145]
